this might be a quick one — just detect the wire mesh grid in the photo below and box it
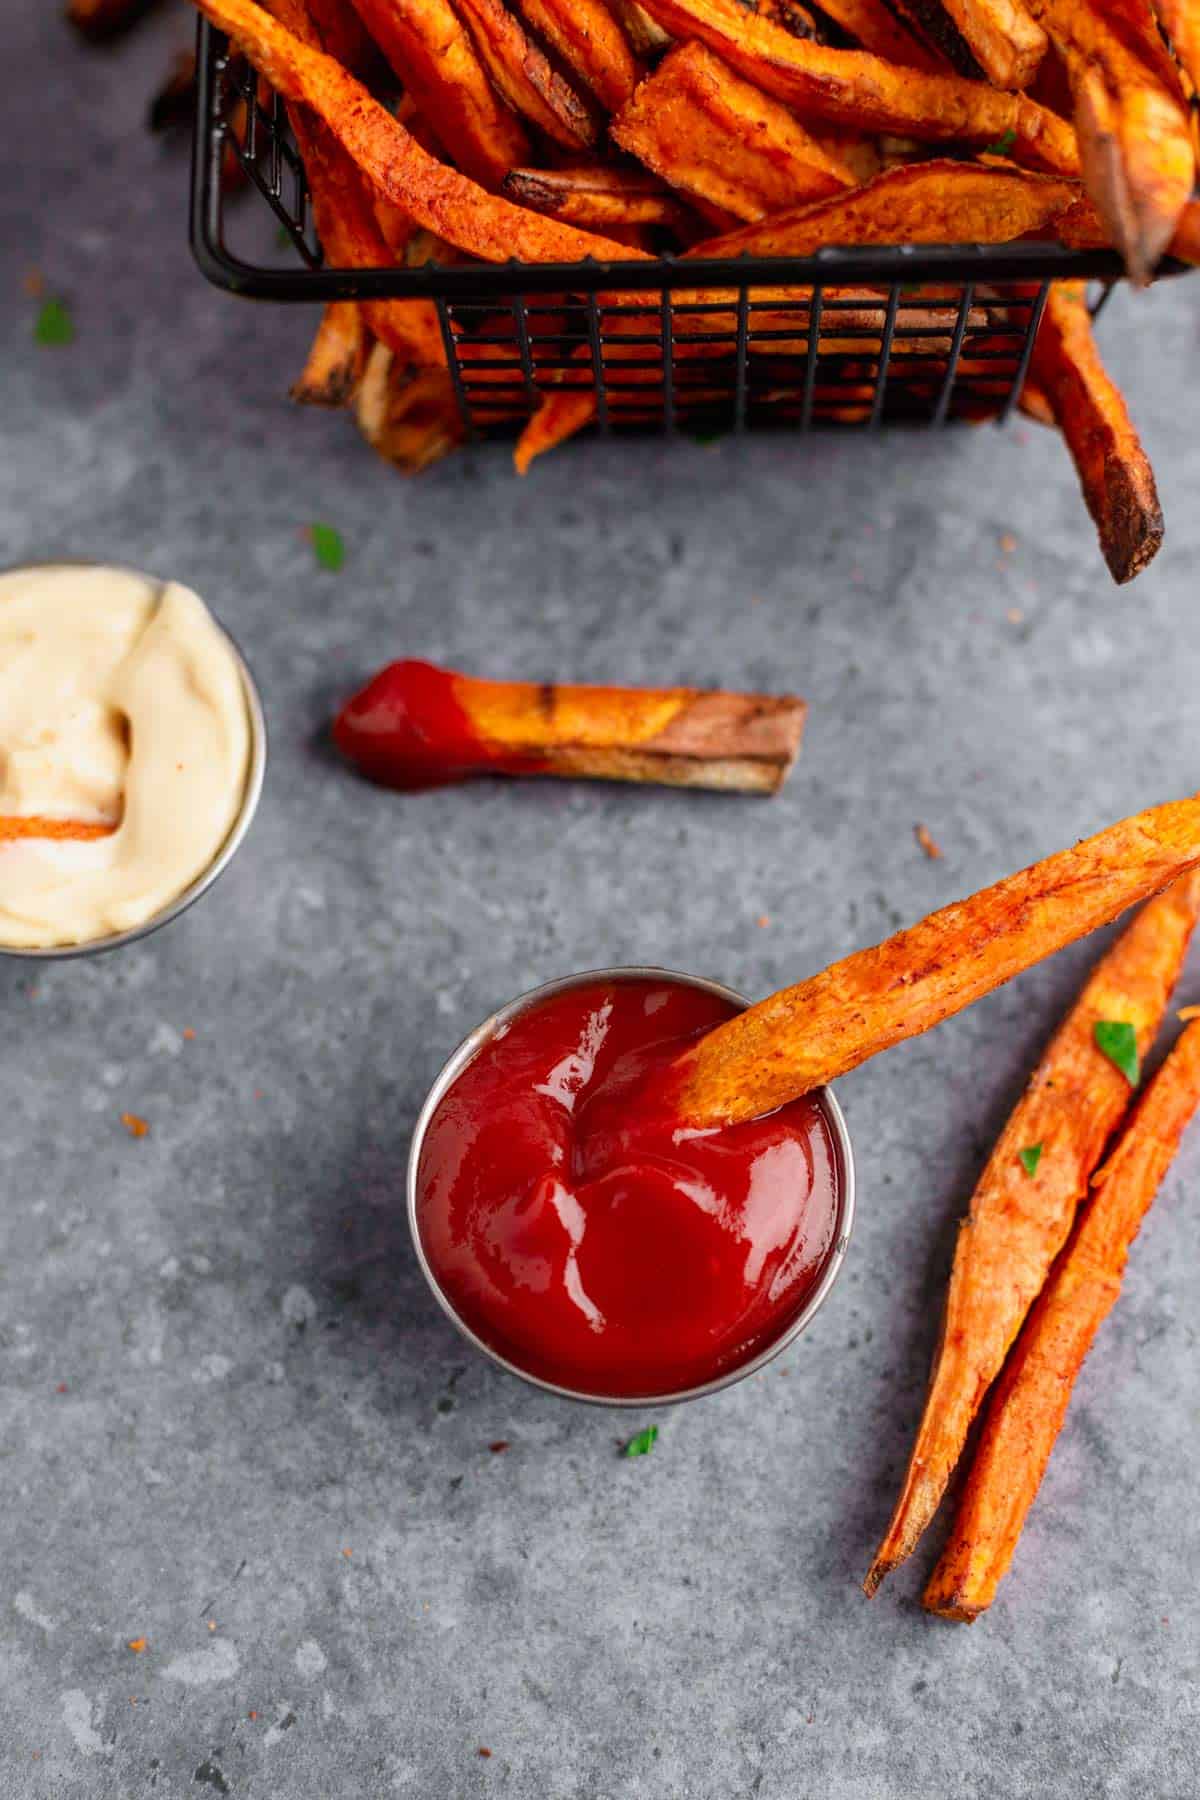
[191,18,1131,443]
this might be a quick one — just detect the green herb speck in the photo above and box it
[34,297,74,347]
[623,1425,658,1458]
[1094,1020,1139,1086]
[1018,1143,1043,1176]
[983,127,1017,157]
[310,522,344,572]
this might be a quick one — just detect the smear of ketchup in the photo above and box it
[416,977,844,1398]
[333,659,541,792]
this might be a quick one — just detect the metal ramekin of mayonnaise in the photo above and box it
[0,563,266,957]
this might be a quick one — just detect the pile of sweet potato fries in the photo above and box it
[871,871,1200,1617]
[158,0,1196,573]
[672,793,1200,1615]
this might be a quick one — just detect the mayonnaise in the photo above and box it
[0,565,253,949]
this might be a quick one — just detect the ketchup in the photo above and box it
[416,976,844,1398]
[333,659,542,791]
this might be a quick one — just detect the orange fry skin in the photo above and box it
[672,797,1200,1131]
[459,674,806,791]
[267,0,446,367]
[192,0,652,266]
[632,0,1080,173]
[688,159,1080,258]
[865,872,1200,1596]
[515,0,643,111]
[1024,0,1195,280]
[345,0,530,187]
[1028,281,1162,584]
[924,1014,1200,1621]
[612,41,855,224]
[939,0,1047,91]
[501,166,690,230]
[454,0,599,150]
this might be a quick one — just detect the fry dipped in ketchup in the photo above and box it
[334,659,805,795]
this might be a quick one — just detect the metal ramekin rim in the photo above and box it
[0,560,267,961]
[406,964,857,1409]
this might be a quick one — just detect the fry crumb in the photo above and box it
[1007,607,1024,624]
[183,1028,196,1040]
[915,823,943,861]
[121,1112,149,1139]
[1178,1005,1200,1021]
[478,1748,492,1759]
[55,1382,67,1394]
[207,1620,217,1633]
[127,1638,147,1654]
[342,1547,352,1558]
[249,1711,258,1721]
[757,914,770,928]
[23,267,45,298]
[1000,532,1017,554]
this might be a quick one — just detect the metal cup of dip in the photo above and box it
[0,562,267,961]
[407,966,856,1408]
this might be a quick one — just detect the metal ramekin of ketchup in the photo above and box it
[407,968,855,1407]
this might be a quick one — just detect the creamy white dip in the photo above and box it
[0,565,252,949]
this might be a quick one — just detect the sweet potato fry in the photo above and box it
[865,872,1200,1596]
[1024,0,1195,279]
[611,42,854,222]
[0,817,117,842]
[334,660,806,792]
[937,0,1046,90]
[1054,192,1200,263]
[688,159,1081,258]
[266,0,446,366]
[291,302,370,405]
[1027,281,1162,583]
[354,347,465,472]
[924,1011,1200,1621]
[670,795,1200,1130]
[514,0,643,110]
[501,165,689,229]
[514,390,595,473]
[193,0,653,265]
[455,0,599,148]
[346,0,530,186]
[632,0,1080,172]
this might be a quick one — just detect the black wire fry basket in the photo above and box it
[191,17,1145,445]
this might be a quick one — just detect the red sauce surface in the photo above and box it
[334,659,537,791]
[416,976,844,1398]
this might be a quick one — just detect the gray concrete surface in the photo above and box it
[4,6,1200,1796]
